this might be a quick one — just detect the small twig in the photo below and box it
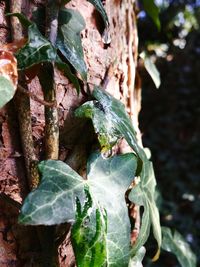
[18,84,57,107]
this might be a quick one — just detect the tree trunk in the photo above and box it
[0,0,141,266]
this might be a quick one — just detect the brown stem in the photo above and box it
[38,0,60,160]
[9,0,39,190]
[37,2,60,267]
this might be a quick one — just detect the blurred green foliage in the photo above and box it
[138,1,200,266]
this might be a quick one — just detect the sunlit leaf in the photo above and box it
[75,100,122,151]
[71,188,107,267]
[129,159,162,257]
[76,86,143,175]
[56,8,87,80]
[0,50,18,108]
[19,153,137,266]
[141,0,160,30]
[140,52,161,89]
[162,227,197,267]
[75,86,161,256]
[129,247,146,267]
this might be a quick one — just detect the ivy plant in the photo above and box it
[0,0,197,266]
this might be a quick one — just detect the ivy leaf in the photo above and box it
[87,0,109,28]
[140,52,161,89]
[128,247,146,267]
[0,50,18,108]
[0,76,16,108]
[141,0,160,30]
[71,188,107,267]
[9,13,80,90]
[75,86,161,256]
[56,8,87,80]
[75,100,122,151]
[76,86,143,174]
[161,227,197,267]
[19,153,137,266]
[16,23,57,70]
[129,159,162,258]
[7,13,57,69]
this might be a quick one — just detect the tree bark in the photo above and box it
[0,0,141,266]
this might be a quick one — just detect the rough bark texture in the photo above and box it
[0,0,141,266]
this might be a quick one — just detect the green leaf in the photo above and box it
[0,76,16,108]
[76,86,143,174]
[71,187,107,267]
[161,227,197,267]
[75,86,161,256]
[142,0,160,30]
[16,23,57,70]
[129,159,162,257]
[56,8,87,80]
[19,153,137,266]
[87,0,109,27]
[128,247,146,267]
[7,14,57,69]
[140,52,161,89]
[75,100,122,151]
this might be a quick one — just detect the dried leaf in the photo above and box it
[0,50,18,108]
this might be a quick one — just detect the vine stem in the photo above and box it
[37,2,60,267]
[38,0,60,160]
[9,0,39,190]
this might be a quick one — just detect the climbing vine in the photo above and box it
[0,0,196,266]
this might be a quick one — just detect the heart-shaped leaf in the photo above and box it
[56,8,87,80]
[75,100,122,151]
[8,13,57,69]
[75,86,161,256]
[76,86,143,175]
[161,227,197,267]
[16,23,57,70]
[19,153,137,266]
[0,50,18,108]
[129,159,162,258]
[9,13,80,90]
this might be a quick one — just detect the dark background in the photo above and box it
[138,0,200,265]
